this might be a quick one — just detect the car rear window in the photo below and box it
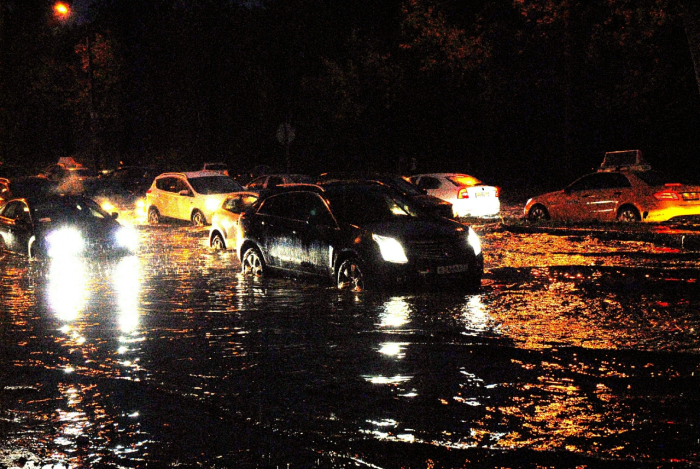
[189,176,242,194]
[449,175,481,186]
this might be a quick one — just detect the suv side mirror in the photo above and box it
[179,189,192,197]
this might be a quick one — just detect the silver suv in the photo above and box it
[146,171,243,226]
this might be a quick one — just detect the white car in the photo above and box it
[146,171,243,226]
[209,191,259,250]
[409,173,500,218]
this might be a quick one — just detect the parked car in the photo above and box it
[209,191,260,250]
[86,165,165,214]
[245,174,314,192]
[317,172,455,219]
[1,176,58,204]
[524,169,700,223]
[235,181,483,291]
[408,173,500,218]
[202,162,230,176]
[146,171,244,226]
[0,194,138,258]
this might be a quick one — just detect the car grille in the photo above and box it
[406,238,466,261]
[681,192,700,201]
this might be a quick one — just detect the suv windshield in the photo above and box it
[189,176,241,195]
[325,186,418,224]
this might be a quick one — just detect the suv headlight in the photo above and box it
[467,227,481,256]
[47,227,84,258]
[373,234,408,264]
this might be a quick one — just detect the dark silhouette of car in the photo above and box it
[0,194,138,258]
[317,172,455,219]
[236,181,483,291]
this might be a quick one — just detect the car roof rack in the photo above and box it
[599,150,651,172]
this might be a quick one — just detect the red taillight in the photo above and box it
[146,188,152,194]
[654,191,680,201]
[495,187,500,198]
[458,188,469,199]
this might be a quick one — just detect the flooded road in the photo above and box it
[1,217,699,468]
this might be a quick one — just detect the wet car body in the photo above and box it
[317,172,455,219]
[524,169,700,223]
[409,173,500,218]
[209,191,260,250]
[236,182,483,291]
[0,194,137,258]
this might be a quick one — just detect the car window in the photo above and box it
[325,187,417,224]
[267,176,284,188]
[449,175,481,186]
[189,176,241,194]
[2,201,30,222]
[156,177,179,193]
[246,177,266,190]
[257,193,296,218]
[223,194,258,213]
[416,177,441,190]
[568,173,631,192]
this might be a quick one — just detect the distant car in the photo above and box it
[146,171,244,226]
[1,176,58,204]
[409,173,500,218]
[524,169,700,223]
[202,162,229,176]
[86,165,165,213]
[209,191,260,250]
[245,174,314,192]
[0,194,138,258]
[236,181,483,291]
[317,172,455,219]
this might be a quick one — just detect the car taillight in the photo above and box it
[146,188,152,194]
[494,187,500,198]
[653,191,680,201]
[458,188,469,199]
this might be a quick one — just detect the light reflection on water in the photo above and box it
[1,225,699,467]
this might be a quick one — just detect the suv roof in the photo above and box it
[156,170,228,179]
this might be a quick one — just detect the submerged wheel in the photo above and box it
[192,210,206,227]
[528,204,549,222]
[211,232,226,250]
[337,258,365,292]
[241,247,265,276]
[148,207,161,225]
[618,206,641,222]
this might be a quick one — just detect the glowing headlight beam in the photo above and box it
[47,227,85,258]
[372,234,408,264]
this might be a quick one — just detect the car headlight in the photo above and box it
[115,226,139,252]
[373,234,408,264]
[205,198,221,212]
[46,227,85,258]
[467,227,481,256]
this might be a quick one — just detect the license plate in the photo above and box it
[474,191,489,197]
[437,264,470,274]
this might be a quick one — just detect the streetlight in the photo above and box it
[54,2,71,21]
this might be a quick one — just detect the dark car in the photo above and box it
[0,194,138,258]
[236,181,483,291]
[318,172,455,219]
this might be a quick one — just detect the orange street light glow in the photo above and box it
[54,2,70,19]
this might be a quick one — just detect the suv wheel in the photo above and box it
[192,210,206,227]
[241,246,265,276]
[148,207,161,225]
[337,258,365,291]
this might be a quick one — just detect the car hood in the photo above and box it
[360,216,467,241]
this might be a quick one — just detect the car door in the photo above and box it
[0,200,33,254]
[252,192,297,269]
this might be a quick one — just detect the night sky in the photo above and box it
[1,0,699,192]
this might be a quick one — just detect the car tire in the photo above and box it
[617,206,641,222]
[241,246,265,276]
[211,232,226,250]
[528,204,549,222]
[192,210,206,227]
[148,207,161,225]
[336,258,365,292]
